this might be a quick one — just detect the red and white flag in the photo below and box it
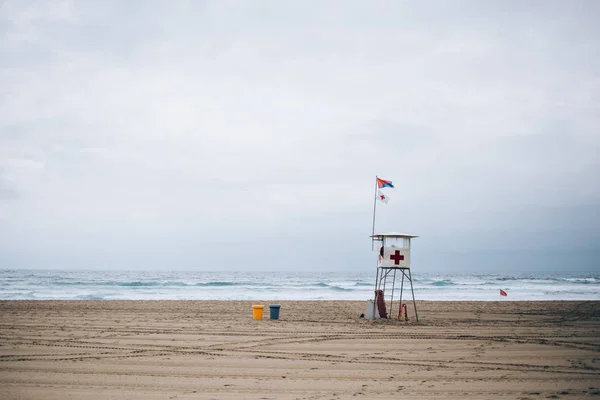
[500,289,507,297]
[377,190,389,204]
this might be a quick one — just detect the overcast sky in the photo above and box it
[1,0,599,272]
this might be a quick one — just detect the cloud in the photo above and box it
[1,0,599,271]
[0,174,19,200]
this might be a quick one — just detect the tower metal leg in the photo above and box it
[398,271,405,317]
[389,269,397,319]
[408,269,418,322]
[381,272,388,319]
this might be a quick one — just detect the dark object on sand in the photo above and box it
[375,289,387,318]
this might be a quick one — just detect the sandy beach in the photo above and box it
[0,300,598,399]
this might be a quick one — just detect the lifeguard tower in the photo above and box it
[368,232,419,322]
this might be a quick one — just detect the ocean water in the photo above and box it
[1,269,599,301]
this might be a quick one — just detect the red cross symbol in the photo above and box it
[389,250,404,265]
[379,194,386,201]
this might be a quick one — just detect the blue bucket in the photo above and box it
[269,304,281,320]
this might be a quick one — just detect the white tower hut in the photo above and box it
[369,232,419,322]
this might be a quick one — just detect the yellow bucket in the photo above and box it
[252,305,265,320]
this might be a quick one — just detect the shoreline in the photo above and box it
[3,270,598,302]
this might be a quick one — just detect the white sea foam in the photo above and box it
[0,270,598,301]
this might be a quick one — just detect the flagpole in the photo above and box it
[371,175,378,250]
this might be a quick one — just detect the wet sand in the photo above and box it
[0,300,599,399]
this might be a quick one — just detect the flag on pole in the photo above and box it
[377,190,389,204]
[376,177,394,189]
[500,289,507,296]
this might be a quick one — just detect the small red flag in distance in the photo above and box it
[500,289,507,296]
